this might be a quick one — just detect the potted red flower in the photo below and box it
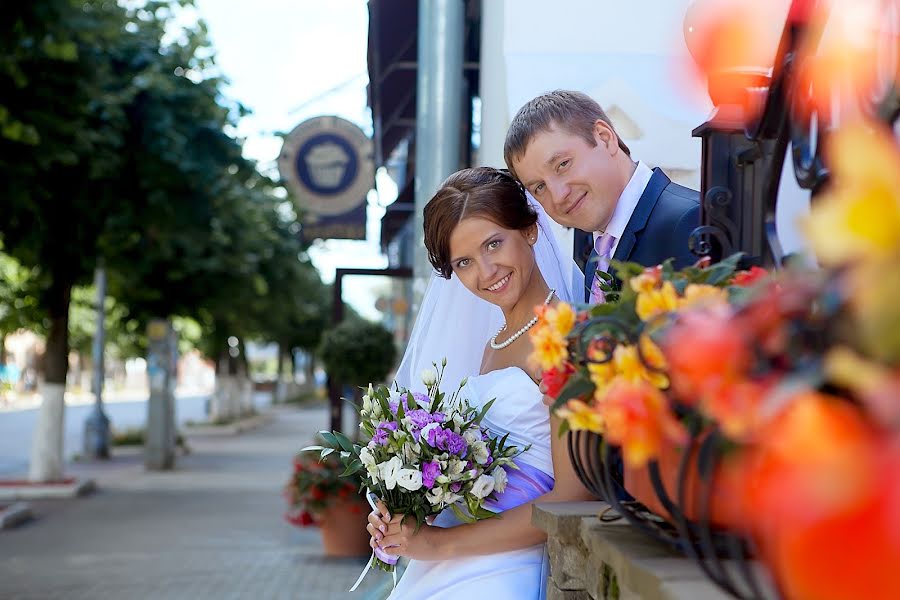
[284,449,370,557]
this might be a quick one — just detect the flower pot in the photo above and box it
[623,433,741,528]
[317,496,372,558]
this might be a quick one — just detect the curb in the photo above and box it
[0,502,34,529]
[0,478,97,502]
[182,412,273,436]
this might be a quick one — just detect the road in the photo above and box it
[0,392,272,477]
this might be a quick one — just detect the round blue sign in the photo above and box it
[294,133,359,196]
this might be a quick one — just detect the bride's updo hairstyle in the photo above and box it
[424,167,538,279]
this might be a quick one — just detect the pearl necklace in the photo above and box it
[490,289,556,350]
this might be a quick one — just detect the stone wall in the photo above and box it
[533,502,734,600]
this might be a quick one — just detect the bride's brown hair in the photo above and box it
[424,167,537,279]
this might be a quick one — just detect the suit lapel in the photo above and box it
[612,168,670,263]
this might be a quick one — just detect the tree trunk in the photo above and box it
[29,279,72,482]
[0,332,7,365]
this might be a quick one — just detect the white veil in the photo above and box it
[394,196,584,392]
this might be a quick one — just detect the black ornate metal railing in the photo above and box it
[688,0,900,269]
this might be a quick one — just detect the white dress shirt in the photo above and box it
[594,161,655,258]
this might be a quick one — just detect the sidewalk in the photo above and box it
[0,404,384,599]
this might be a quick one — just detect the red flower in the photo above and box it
[663,310,750,404]
[285,509,316,527]
[310,485,325,501]
[542,362,576,399]
[731,266,768,287]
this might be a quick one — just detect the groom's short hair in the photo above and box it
[504,90,631,179]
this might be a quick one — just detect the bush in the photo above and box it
[318,319,397,386]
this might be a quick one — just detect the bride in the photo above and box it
[367,167,594,599]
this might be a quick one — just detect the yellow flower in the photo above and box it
[613,343,670,390]
[529,326,568,372]
[804,122,900,265]
[544,302,576,337]
[587,361,617,399]
[556,399,605,433]
[629,265,663,294]
[635,281,680,322]
[681,284,729,311]
[638,334,668,372]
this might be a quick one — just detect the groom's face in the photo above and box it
[512,122,624,232]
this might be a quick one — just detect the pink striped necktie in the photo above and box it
[589,232,616,304]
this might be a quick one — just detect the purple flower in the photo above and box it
[412,392,430,407]
[426,426,467,455]
[422,460,441,489]
[405,409,434,429]
[432,412,447,423]
[445,431,467,455]
[449,482,462,493]
[371,421,398,446]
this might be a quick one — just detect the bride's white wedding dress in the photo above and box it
[387,366,554,600]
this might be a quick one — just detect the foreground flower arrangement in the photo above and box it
[533,122,900,599]
[306,361,526,585]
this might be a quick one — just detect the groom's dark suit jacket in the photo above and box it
[578,168,700,301]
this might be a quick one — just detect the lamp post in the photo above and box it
[83,264,111,459]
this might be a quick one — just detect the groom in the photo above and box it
[504,90,700,303]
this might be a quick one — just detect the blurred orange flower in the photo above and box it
[599,379,688,468]
[663,310,750,404]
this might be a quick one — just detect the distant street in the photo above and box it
[0,392,272,478]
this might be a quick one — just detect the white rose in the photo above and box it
[493,467,508,493]
[471,440,490,465]
[470,474,496,499]
[359,447,379,480]
[378,456,403,490]
[426,488,445,506]
[446,458,466,479]
[421,368,437,387]
[462,427,481,444]
[443,492,462,505]
[396,468,423,491]
[401,441,422,463]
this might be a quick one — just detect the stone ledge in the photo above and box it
[534,503,733,600]
[0,502,34,529]
[0,478,96,502]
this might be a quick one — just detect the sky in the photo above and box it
[189,0,397,319]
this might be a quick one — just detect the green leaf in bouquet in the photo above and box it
[550,371,595,411]
[376,392,392,420]
[472,504,500,520]
[332,430,355,453]
[556,418,571,438]
[704,252,744,286]
[341,459,363,477]
[318,430,340,449]
[405,391,417,410]
[450,502,476,524]
[468,398,496,428]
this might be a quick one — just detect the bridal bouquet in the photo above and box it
[305,359,527,583]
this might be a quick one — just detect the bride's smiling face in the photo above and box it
[448,215,538,310]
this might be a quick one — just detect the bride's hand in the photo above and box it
[377,513,442,560]
[366,499,391,550]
